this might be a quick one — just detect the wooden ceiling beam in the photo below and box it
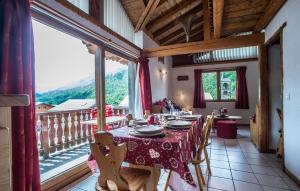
[146,0,202,33]
[203,0,211,40]
[143,33,264,57]
[135,0,160,32]
[213,0,224,38]
[254,0,286,32]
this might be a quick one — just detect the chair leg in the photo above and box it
[194,164,204,190]
[142,184,148,191]
[204,147,211,176]
[163,170,172,191]
[198,164,206,186]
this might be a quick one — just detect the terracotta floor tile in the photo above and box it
[230,162,253,172]
[208,167,232,179]
[255,174,290,189]
[234,180,263,191]
[231,170,258,184]
[207,176,235,191]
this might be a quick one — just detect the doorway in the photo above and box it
[266,24,285,163]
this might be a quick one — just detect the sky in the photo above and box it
[32,19,127,93]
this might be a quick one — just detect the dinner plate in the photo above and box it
[135,125,164,134]
[165,125,191,129]
[167,120,192,127]
[133,119,148,125]
[216,114,229,118]
[166,117,176,121]
[129,129,164,137]
[177,115,198,121]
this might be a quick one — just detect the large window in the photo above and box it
[33,19,96,181]
[202,70,237,101]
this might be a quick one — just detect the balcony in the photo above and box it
[36,106,129,181]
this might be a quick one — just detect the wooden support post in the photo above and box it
[95,46,106,131]
[258,43,269,152]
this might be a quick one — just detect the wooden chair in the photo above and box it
[163,115,214,191]
[90,132,151,191]
[203,114,215,175]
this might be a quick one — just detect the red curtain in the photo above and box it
[193,69,206,108]
[0,0,41,191]
[138,56,152,112]
[235,66,249,109]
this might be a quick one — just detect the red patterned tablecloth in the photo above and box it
[88,118,202,190]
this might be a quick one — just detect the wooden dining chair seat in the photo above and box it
[91,131,151,191]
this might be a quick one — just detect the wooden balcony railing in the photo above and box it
[36,106,129,159]
[36,109,93,159]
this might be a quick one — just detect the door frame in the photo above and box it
[265,22,286,164]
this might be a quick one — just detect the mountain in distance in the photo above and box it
[55,76,95,91]
[36,69,128,106]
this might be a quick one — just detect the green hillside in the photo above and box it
[36,70,128,106]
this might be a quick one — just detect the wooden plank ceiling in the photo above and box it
[120,0,276,46]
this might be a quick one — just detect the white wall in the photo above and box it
[268,45,283,150]
[265,0,300,179]
[170,61,259,124]
[142,33,172,102]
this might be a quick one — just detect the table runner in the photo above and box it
[88,118,202,190]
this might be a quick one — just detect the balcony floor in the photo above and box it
[40,143,90,181]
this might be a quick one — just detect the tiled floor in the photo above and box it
[61,127,300,191]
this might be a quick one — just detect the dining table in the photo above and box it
[87,115,203,191]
